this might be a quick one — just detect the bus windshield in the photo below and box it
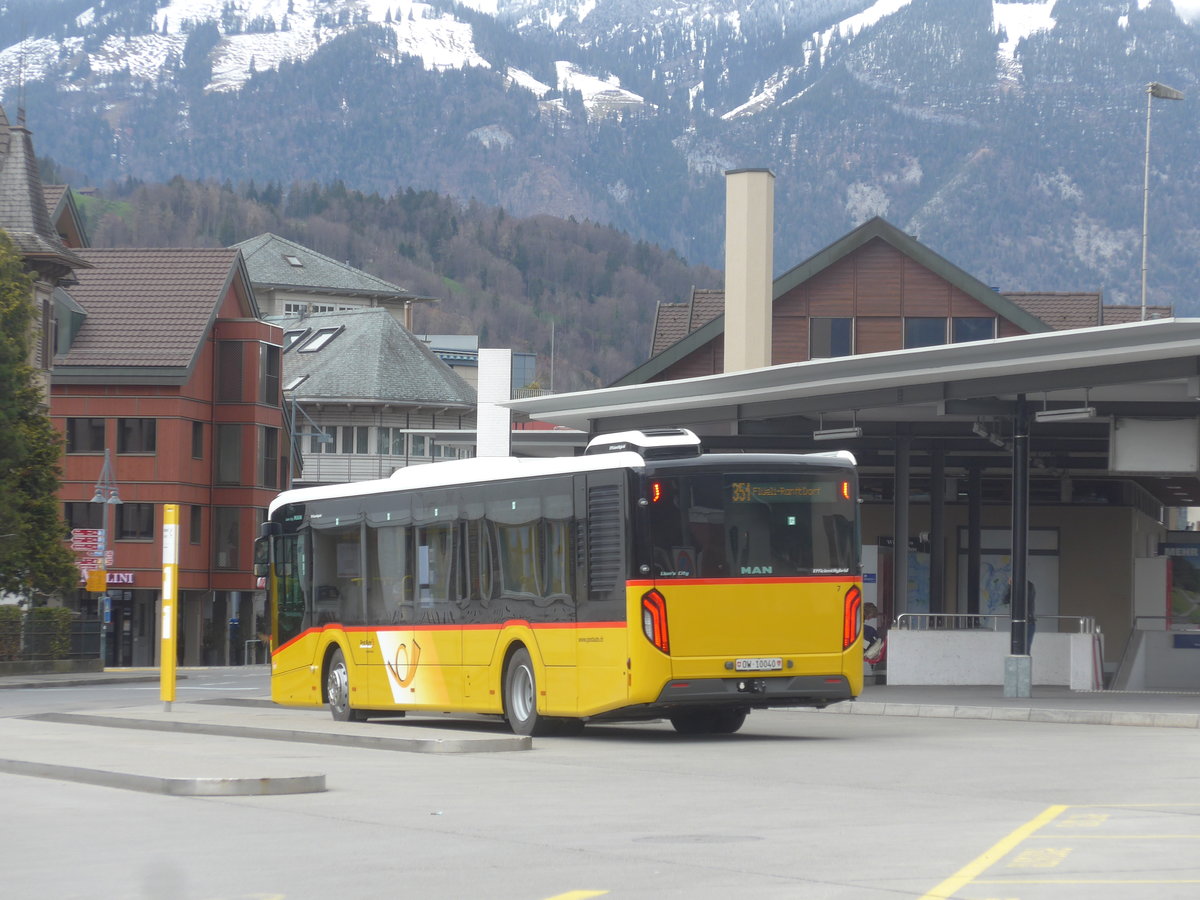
[644,470,857,578]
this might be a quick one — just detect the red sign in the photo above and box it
[70,529,104,550]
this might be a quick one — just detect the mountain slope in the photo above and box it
[3,0,1199,320]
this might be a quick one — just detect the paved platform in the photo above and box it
[0,696,531,797]
[2,671,1198,797]
[843,683,1200,728]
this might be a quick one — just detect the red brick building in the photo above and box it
[52,248,285,666]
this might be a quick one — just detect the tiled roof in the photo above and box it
[277,308,475,407]
[651,288,725,356]
[1101,304,1172,324]
[688,288,725,330]
[57,248,244,369]
[42,184,67,216]
[234,233,411,299]
[1003,293,1102,330]
[0,105,89,268]
[651,302,690,356]
[1004,293,1173,329]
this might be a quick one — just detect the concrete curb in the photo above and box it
[33,711,534,753]
[814,701,1200,729]
[0,674,168,690]
[0,758,326,795]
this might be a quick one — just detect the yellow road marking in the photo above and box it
[543,893,609,900]
[919,805,1067,900]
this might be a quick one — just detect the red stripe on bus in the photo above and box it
[627,576,862,587]
[275,618,628,651]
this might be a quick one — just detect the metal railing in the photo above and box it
[894,613,1099,634]
[0,623,100,661]
[1132,615,1200,631]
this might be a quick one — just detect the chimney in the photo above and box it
[723,168,774,373]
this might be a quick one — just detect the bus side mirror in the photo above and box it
[253,536,270,578]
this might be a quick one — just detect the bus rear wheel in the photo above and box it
[504,647,552,736]
[327,648,365,722]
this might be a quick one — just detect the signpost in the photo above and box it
[161,504,179,710]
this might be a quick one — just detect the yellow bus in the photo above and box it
[255,428,863,735]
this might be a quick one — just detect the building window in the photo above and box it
[952,317,995,343]
[810,317,853,358]
[192,421,204,459]
[412,435,427,457]
[216,424,242,484]
[258,427,279,488]
[213,507,240,570]
[64,502,104,530]
[190,505,203,545]
[217,342,244,402]
[340,426,369,455]
[904,317,948,349]
[283,303,307,316]
[309,425,335,454]
[259,343,281,405]
[378,427,406,456]
[116,503,155,540]
[118,418,156,453]
[66,418,106,454]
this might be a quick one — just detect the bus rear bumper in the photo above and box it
[595,674,854,721]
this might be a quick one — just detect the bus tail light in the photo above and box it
[641,589,670,654]
[843,584,862,650]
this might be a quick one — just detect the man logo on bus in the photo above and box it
[741,566,773,575]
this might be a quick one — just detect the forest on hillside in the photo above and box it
[62,172,721,392]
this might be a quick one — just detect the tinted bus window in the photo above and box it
[645,471,856,578]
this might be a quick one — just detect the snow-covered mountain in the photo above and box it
[3,0,1200,313]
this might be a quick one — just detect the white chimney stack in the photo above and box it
[723,168,774,373]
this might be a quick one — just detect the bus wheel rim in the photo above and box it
[329,662,348,711]
[513,665,533,721]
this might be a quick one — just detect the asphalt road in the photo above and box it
[2,672,1198,900]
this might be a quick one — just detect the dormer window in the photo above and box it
[297,326,344,352]
[284,254,304,267]
[283,328,311,350]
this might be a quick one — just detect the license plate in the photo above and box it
[734,657,783,672]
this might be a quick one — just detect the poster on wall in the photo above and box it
[957,528,1060,630]
[1160,544,1200,628]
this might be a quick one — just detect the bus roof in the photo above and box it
[268,448,857,517]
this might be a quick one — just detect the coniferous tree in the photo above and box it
[0,232,77,603]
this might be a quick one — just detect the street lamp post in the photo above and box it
[90,448,122,667]
[1140,81,1184,320]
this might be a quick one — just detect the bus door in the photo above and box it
[269,528,317,673]
[574,473,630,714]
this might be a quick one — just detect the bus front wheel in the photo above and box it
[327,648,365,722]
[504,647,551,736]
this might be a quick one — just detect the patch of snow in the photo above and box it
[506,67,553,97]
[721,67,800,121]
[555,60,645,117]
[468,124,513,148]
[1071,216,1133,272]
[810,0,913,66]
[575,0,599,23]
[846,182,890,221]
[1034,168,1083,203]
[608,179,630,203]
[993,1,1056,63]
